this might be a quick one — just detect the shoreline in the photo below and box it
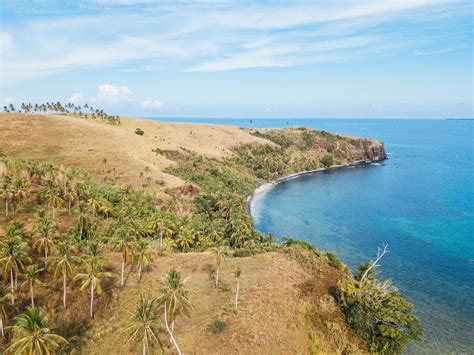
[247,157,386,220]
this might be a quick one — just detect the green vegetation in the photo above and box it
[208,319,228,333]
[337,265,423,353]
[0,124,419,353]
[135,128,145,136]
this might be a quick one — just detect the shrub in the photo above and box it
[208,319,228,333]
[320,155,335,169]
[337,277,423,353]
[135,128,144,136]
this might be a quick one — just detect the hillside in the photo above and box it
[0,113,421,355]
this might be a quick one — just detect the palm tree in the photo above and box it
[47,189,64,219]
[5,307,67,354]
[21,265,44,307]
[64,185,78,216]
[0,284,15,337]
[32,210,57,266]
[0,177,14,216]
[74,258,111,318]
[0,224,31,305]
[48,241,79,308]
[87,197,101,219]
[210,245,226,288]
[157,267,193,334]
[112,226,135,287]
[234,267,241,309]
[76,202,90,240]
[13,178,30,210]
[134,239,156,282]
[121,294,162,355]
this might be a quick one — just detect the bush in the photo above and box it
[208,319,228,333]
[320,155,335,169]
[337,277,423,353]
[135,128,144,136]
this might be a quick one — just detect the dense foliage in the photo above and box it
[337,264,423,353]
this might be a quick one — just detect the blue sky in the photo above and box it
[1,0,472,118]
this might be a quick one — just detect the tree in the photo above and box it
[48,241,79,308]
[5,307,67,354]
[0,284,15,337]
[74,258,112,318]
[358,244,388,282]
[121,294,162,355]
[0,177,14,216]
[64,185,78,216]
[234,267,241,309]
[0,223,31,305]
[112,225,135,287]
[21,265,44,307]
[75,202,90,240]
[157,267,193,334]
[32,210,57,266]
[320,155,335,169]
[210,245,226,288]
[134,239,155,282]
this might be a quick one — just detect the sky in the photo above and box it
[0,0,472,119]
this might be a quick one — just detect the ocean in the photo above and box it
[151,117,474,353]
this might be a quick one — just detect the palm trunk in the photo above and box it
[80,225,83,240]
[215,267,219,288]
[63,270,67,308]
[142,340,146,355]
[137,264,142,282]
[30,280,35,307]
[68,200,72,216]
[0,318,4,337]
[121,254,125,287]
[14,271,17,291]
[235,280,240,308]
[90,280,94,318]
[45,245,48,266]
[10,268,14,305]
[5,199,8,216]
[164,302,182,355]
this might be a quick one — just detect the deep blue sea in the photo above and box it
[152,117,474,353]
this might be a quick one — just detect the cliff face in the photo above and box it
[358,138,388,162]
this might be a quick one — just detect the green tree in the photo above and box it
[134,239,155,282]
[32,210,57,266]
[48,241,79,308]
[21,265,44,307]
[121,294,162,355]
[112,226,136,287]
[74,259,112,318]
[5,307,67,354]
[157,267,193,334]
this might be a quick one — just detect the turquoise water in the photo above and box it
[153,118,474,353]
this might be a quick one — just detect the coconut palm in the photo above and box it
[87,197,101,219]
[64,185,78,216]
[5,306,67,354]
[75,202,90,240]
[157,267,193,334]
[47,189,64,219]
[48,241,79,308]
[13,178,30,210]
[32,210,57,266]
[0,284,15,337]
[0,224,31,305]
[0,177,14,216]
[112,226,135,287]
[210,245,226,288]
[121,294,162,355]
[74,258,111,318]
[21,265,44,307]
[134,239,156,282]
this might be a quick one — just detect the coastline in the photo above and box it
[247,157,386,221]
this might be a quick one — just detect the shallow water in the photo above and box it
[153,117,474,353]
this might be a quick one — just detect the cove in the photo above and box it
[247,120,474,354]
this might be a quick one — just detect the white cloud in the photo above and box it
[93,83,133,105]
[67,92,84,105]
[2,97,14,106]
[141,99,164,109]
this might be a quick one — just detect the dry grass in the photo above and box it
[0,113,268,191]
[78,251,365,354]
